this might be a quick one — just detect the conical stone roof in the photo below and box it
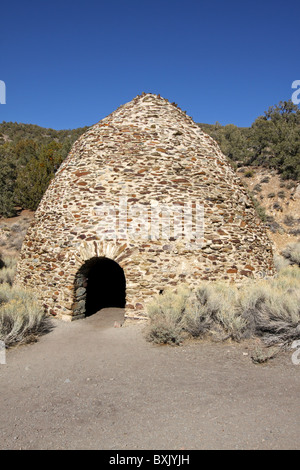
[15,93,274,320]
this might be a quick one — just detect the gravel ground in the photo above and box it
[0,308,299,450]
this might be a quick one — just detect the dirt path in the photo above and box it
[0,309,299,450]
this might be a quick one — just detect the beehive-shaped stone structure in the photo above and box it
[15,93,274,320]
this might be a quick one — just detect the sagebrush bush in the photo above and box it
[190,283,247,341]
[278,265,300,279]
[0,254,17,285]
[0,283,53,347]
[0,220,30,253]
[1,257,17,284]
[146,285,190,344]
[181,288,214,338]
[281,242,300,266]
[146,282,247,344]
[273,254,290,272]
[146,267,300,348]
[239,274,300,345]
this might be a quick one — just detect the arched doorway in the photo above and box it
[73,257,126,317]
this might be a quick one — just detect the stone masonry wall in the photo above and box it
[15,93,274,320]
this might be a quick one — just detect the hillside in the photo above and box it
[0,121,88,146]
[238,167,300,253]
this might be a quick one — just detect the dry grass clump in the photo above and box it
[183,283,247,341]
[0,283,53,347]
[145,267,300,349]
[0,250,52,348]
[0,219,30,252]
[281,242,300,266]
[0,254,17,285]
[146,285,190,345]
[146,283,247,345]
[239,268,300,346]
[273,254,291,272]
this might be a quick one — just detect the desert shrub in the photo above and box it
[277,265,300,280]
[0,219,30,253]
[253,184,262,192]
[278,190,286,199]
[239,275,300,346]
[180,283,244,340]
[260,176,270,184]
[244,170,254,178]
[273,202,282,211]
[286,181,296,190]
[250,346,281,364]
[267,221,282,233]
[268,192,276,198]
[146,283,248,344]
[0,283,52,347]
[10,223,22,233]
[145,285,190,344]
[284,215,296,226]
[181,290,213,338]
[248,193,267,222]
[281,242,300,266]
[146,268,300,349]
[273,254,290,272]
[0,254,17,285]
[253,200,267,222]
[0,266,16,286]
[191,283,247,341]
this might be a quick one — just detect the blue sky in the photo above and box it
[0,0,299,129]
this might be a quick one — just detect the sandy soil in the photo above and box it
[0,308,299,450]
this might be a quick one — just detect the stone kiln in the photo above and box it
[15,93,274,320]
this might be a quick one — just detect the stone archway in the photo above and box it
[73,257,126,317]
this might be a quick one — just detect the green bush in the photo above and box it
[202,101,300,180]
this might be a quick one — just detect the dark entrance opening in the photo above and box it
[75,257,126,317]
